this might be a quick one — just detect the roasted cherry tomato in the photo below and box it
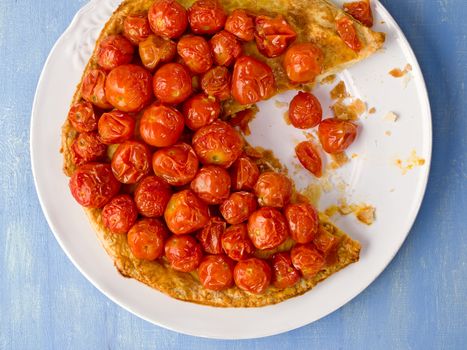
[234,257,271,294]
[71,132,106,165]
[196,217,226,254]
[198,255,234,291]
[123,14,152,45]
[153,63,193,104]
[69,163,121,208]
[182,93,221,131]
[230,155,260,191]
[152,143,199,186]
[165,234,203,272]
[290,243,325,278]
[101,194,138,234]
[313,228,338,256]
[111,140,151,184]
[177,35,213,74]
[148,0,188,39]
[284,202,319,244]
[139,34,177,71]
[220,191,257,225]
[254,171,292,208]
[81,69,113,110]
[188,0,227,35]
[271,252,300,289]
[134,175,172,217]
[283,43,324,83]
[336,16,361,51]
[232,56,275,105]
[97,35,134,71]
[344,1,373,27]
[201,66,231,101]
[192,120,244,168]
[295,141,322,177]
[221,223,254,261]
[68,101,97,132]
[190,165,231,204]
[254,15,296,58]
[164,189,210,234]
[98,110,135,144]
[140,103,184,147]
[289,91,322,129]
[210,30,242,66]
[247,207,289,250]
[225,9,254,41]
[127,218,167,260]
[318,118,358,154]
[105,64,153,112]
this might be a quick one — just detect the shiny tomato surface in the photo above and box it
[336,16,362,51]
[134,175,172,217]
[225,9,254,41]
[210,30,242,66]
[190,165,231,204]
[192,120,244,168]
[196,216,226,254]
[200,66,231,101]
[247,207,289,250]
[165,235,203,272]
[234,258,271,294]
[69,163,121,208]
[221,223,254,261]
[127,218,167,260]
[290,243,325,278]
[289,91,322,129]
[254,171,292,208]
[123,14,152,45]
[81,69,113,110]
[71,132,106,165]
[98,110,135,144]
[198,255,234,291]
[271,252,300,289]
[254,15,296,58]
[232,56,275,105]
[283,43,324,83]
[295,141,322,177]
[140,103,184,147]
[182,93,221,131]
[177,35,213,74]
[318,118,358,154]
[139,34,177,71]
[102,194,138,234]
[284,202,319,244]
[153,63,193,104]
[68,101,97,132]
[230,155,260,191]
[152,143,199,186]
[220,191,257,225]
[187,0,227,35]
[164,189,210,234]
[97,35,134,71]
[105,64,153,112]
[111,140,151,184]
[148,0,188,39]
[313,228,339,256]
[344,1,373,27]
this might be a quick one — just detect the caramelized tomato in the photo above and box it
[230,155,260,191]
[164,190,210,234]
[284,202,319,244]
[336,16,362,51]
[254,171,292,208]
[152,143,199,186]
[188,0,227,35]
[165,235,203,272]
[69,163,121,208]
[105,64,153,112]
[140,103,184,147]
[220,191,257,225]
[210,30,242,66]
[81,69,113,110]
[68,101,97,132]
[97,35,134,71]
[290,243,325,278]
[123,14,152,45]
[318,118,358,154]
[148,0,188,39]
[190,165,231,204]
[283,43,324,83]
[234,257,271,294]
[153,63,193,104]
[196,217,226,254]
[247,207,289,250]
[127,218,167,260]
[221,223,254,261]
[271,252,300,289]
[134,175,172,217]
[295,141,322,177]
[201,66,231,101]
[313,228,338,256]
[98,110,135,144]
[232,56,275,105]
[198,255,234,291]
[192,120,244,168]
[182,93,221,131]
[111,140,151,184]
[344,1,373,27]
[71,132,106,165]
[289,91,322,129]
[254,15,297,58]
[225,9,254,41]
[101,194,138,234]
[139,34,177,71]
[177,35,213,74]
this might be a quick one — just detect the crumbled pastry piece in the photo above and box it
[385,130,392,136]
[332,99,366,120]
[355,205,376,225]
[324,205,339,217]
[389,64,412,78]
[321,74,336,84]
[329,152,349,169]
[395,150,426,175]
[330,81,350,100]
[326,199,376,226]
[384,111,398,122]
[369,107,376,114]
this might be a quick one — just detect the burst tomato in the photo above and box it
[97,35,134,71]
[283,43,324,83]
[289,91,322,129]
[225,9,254,41]
[290,243,325,278]
[254,15,296,58]
[271,252,300,289]
[313,228,339,256]
[201,66,231,101]
[101,194,138,234]
[165,235,203,272]
[153,63,193,104]
[177,35,213,74]
[81,69,113,110]
[220,191,257,225]
[284,202,319,244]
[254,171,292,208]
[111,141,151,184]
[182,93,221,131]
[123,14,152,45]
[344,1,373,27]
[127,218,168,260]
[318,118,358,154]
[295,141,322,177]
[247,207,289,250]
[71,132,106,165]
[188,0,227,35]
[198,255,234,291]
[134,176,172,217]
[148,0,188,39]
[68,101,97,132]
[190,165,231,204]
[98,110,135,144]
[196,217,226,254]
[221,223,254,261]
[140,103,184,147]
[210,30,242,66]
[139,34,177,71]
[230,155,260,191]
[336,16,362,51]
[234,258,271,294]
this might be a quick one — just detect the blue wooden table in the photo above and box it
[0,0,465,348]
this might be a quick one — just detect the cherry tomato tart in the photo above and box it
[140,103,184,147]
[197,216,226,254]
[68,101,97,132]
[98,110,135,144]
[182,93,221,131]
[289,91,323,129]
[139,34,177,71]
[148,0,188,39]
[177,35,213,74]
[153,63,193,104]
[295,141,323,177]
[188,0,227,35]
[220,191,257,225]
[318,118,358,154]
[254,171,292,208]
[165,235,203,272]
[71,132,106,165]
[221,223,254,261]
[247,207,289,250]
[290,243,325,278]
[134,175,172,217]
[128,218,168,260]
[271,252,300,289]
[234,258,271,294]
[190,165,231,205]
[284,43,324,83]
[111,140,151,184]
[201,66,231,101]
[225,9,254,41]
[198,255,234,291]
[81,69,113,110]
[254,15,296,58]
[230,155,260,191]
[284,202,319,244]
[102,194,138,234]
[97,35,134,71]
[123,14,152,45]
[210,30,242,66]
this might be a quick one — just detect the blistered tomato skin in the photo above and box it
[140,103,184,147]
[111,140,151,184]
[295,141,322,177]
[71,132,107,165]
[225,9,254,41]
[318,118,358,154]
[234,258,272,294]
[289,91,323,129]
[164,190,210,235]
[291,244,325,278]
[201,66,231,101]
[97,35,134,71]
[198,255,234,291]
[134,176,172,218]
[220,192,257,225]
[230,156,260,191]
[81,69,113,110]
[344,1,374,27]
[165,235,203,272]
[210,30,242,66]
[127,218,168,260]
[177,35,213,74]
[271,252,300,289]
[336,16,362,51]
[192,120,244,168]
[182,93,221,131]
[284,202,319,244]
[247,207,289,250]
[102,194,138,234]
[152,143,199,186]
[313,228,339,256]
[197,217,226,254]
[254,171,292,208]
[148,0,188,39]
[68,101,97,132]
[123,14,152,45]
[105,64,153,113]
[221,223,254,261]
[69,163,121,208]
[153,63,193,104]
[190,165,231,205]
[254,15,297,58]
[188,0,227,35]
[98,110,135,145]
[139,35,177,71]
[283,43,324,83]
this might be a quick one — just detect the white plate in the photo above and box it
[30,0,431,339]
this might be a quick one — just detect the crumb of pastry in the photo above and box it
[369,107,376,114]
[330,81,350,100]
[329,152,349,169]
[395,150,426,175]
[325,199,376,225]
[355,205,376,225]
[283,110,291,125]
[332,99,366,120]
[321,74,336,84]
[385,130,392,136]
[389,64,412,78]
[384,111,398,122]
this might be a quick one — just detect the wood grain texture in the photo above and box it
[0,0,465,349]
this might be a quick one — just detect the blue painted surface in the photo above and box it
[0,0,465,348]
